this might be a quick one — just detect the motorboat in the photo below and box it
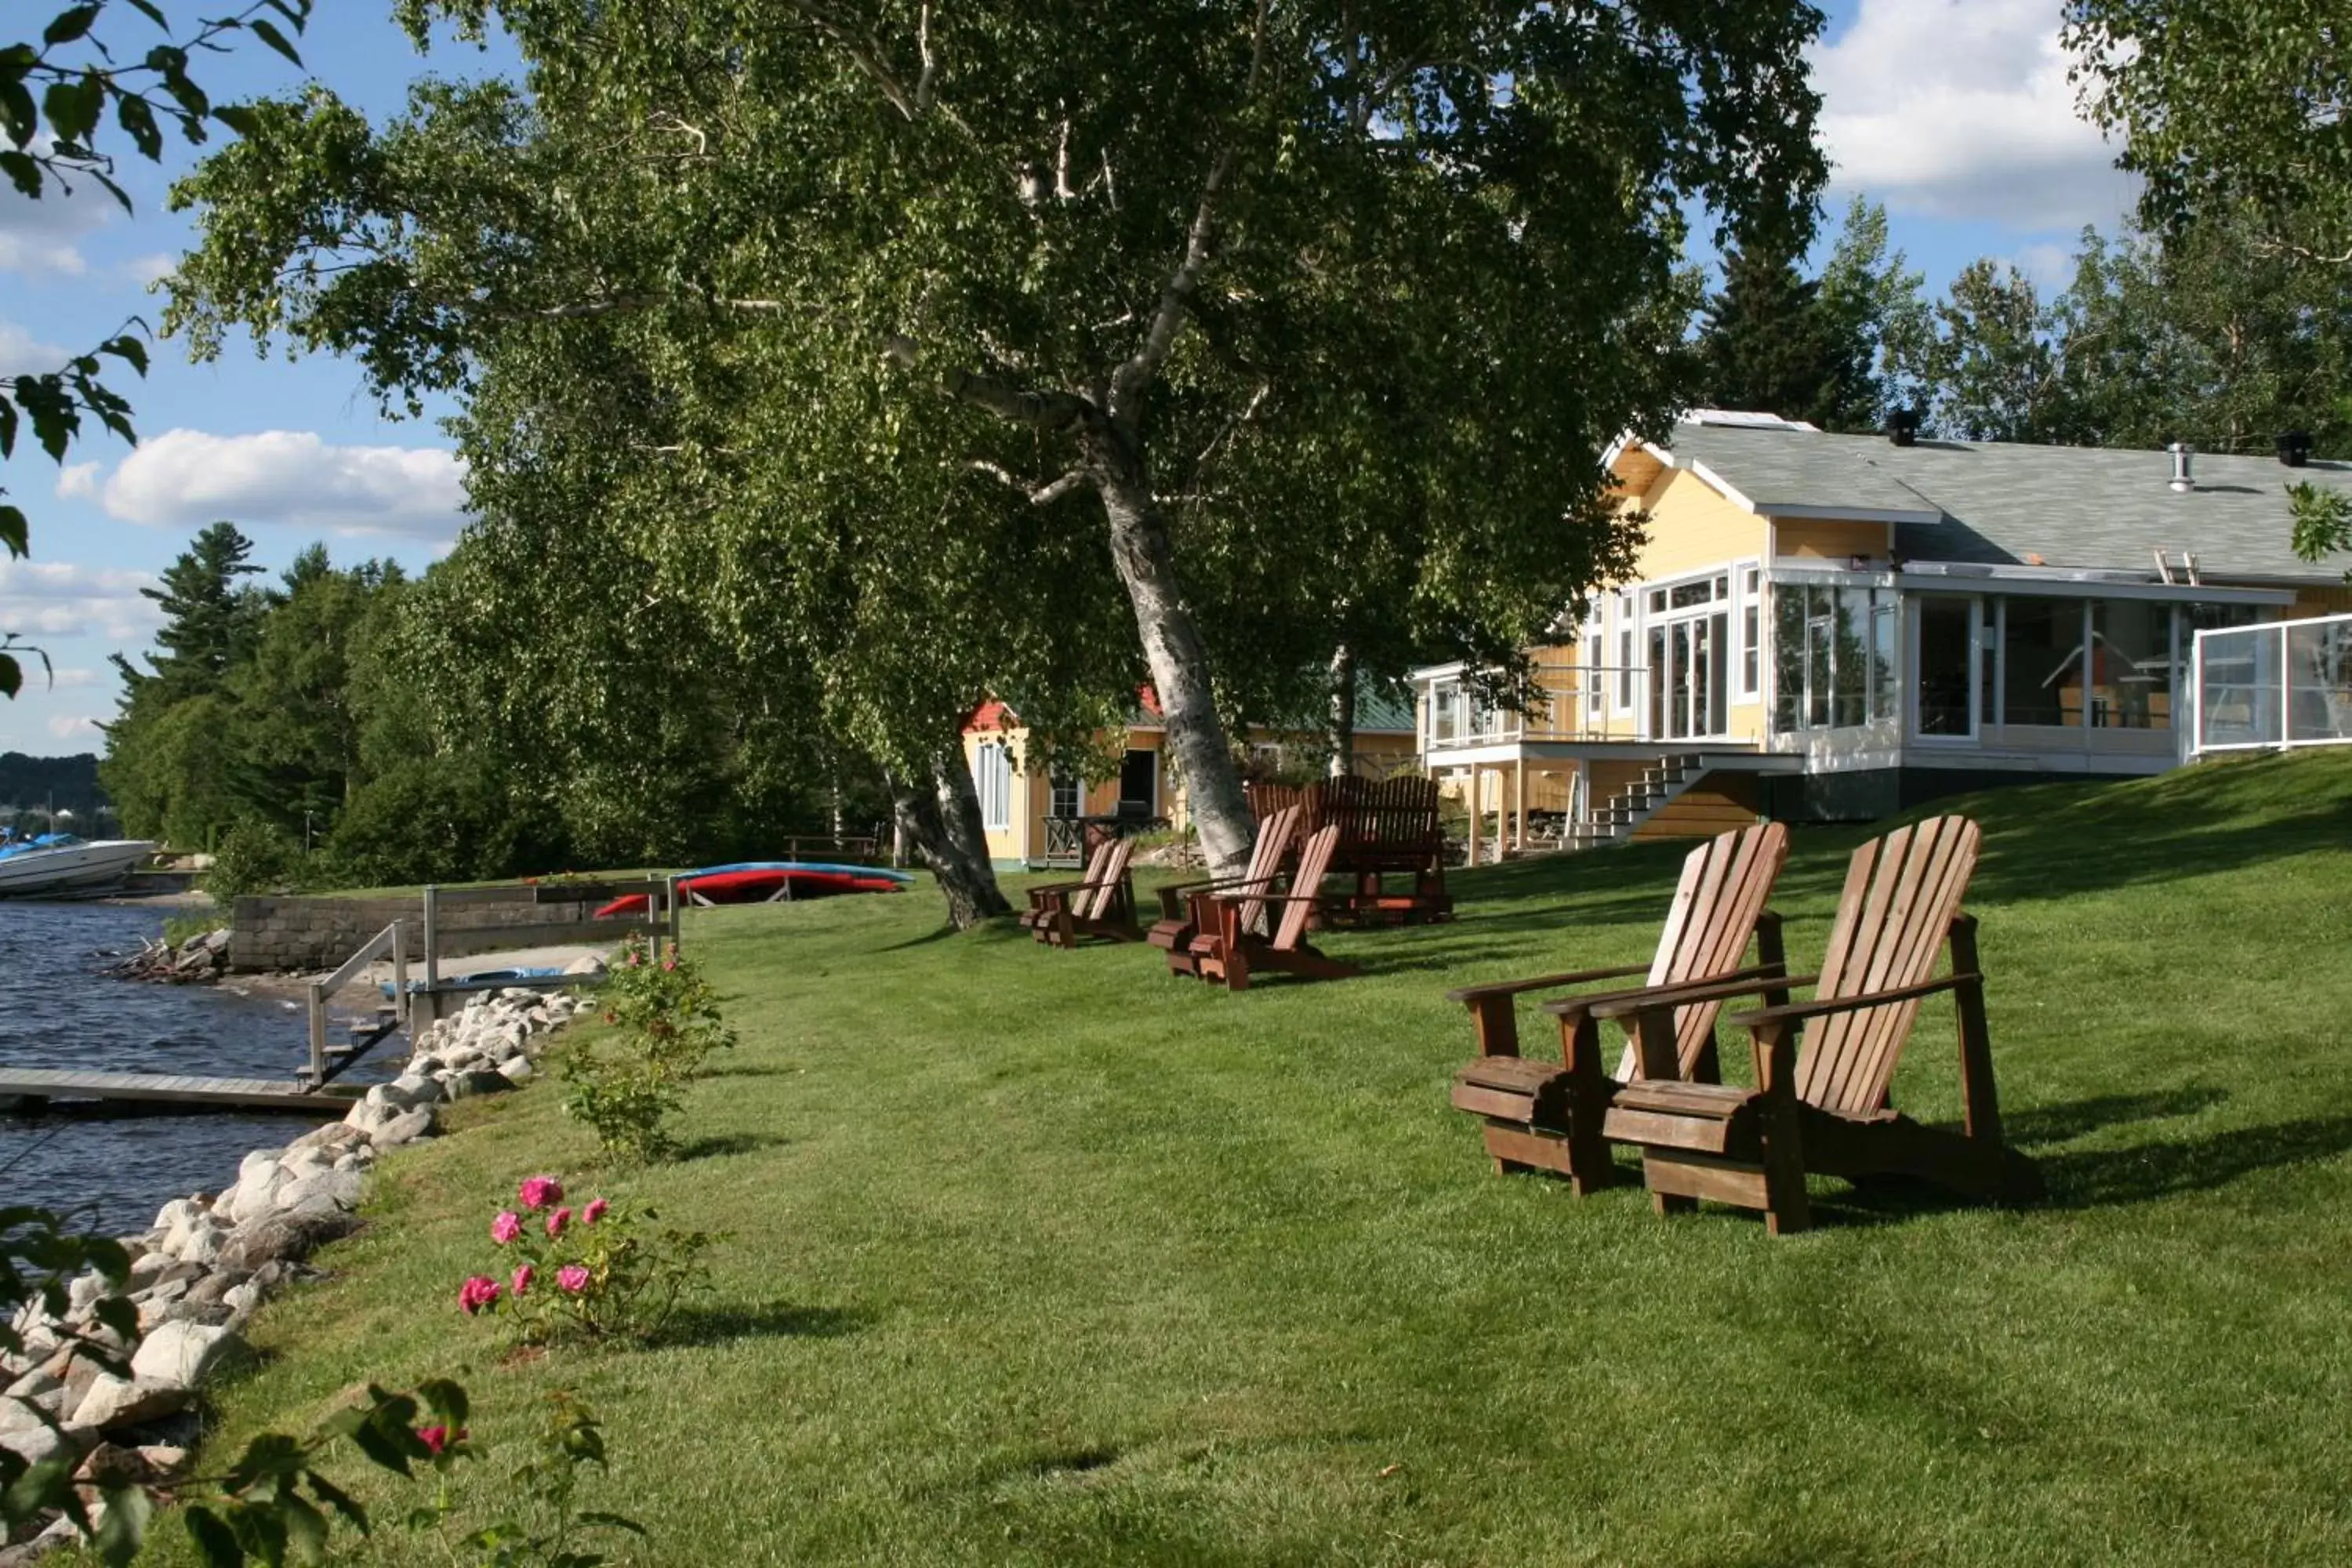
[0,834,158,896]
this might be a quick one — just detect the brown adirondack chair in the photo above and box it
[1446,822,1791,1194]
[1592,815,2042,1235]
[1023,836,1142,948]
[1021,839,1115,938]
[1183,824,1359,991]
[1147,805,1301,976]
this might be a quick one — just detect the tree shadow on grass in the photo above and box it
[2002,1086,2230,1149]
[655,1301,876,1348]
[676,1131,788,1162]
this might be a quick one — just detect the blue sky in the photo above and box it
[0,0,2140,757]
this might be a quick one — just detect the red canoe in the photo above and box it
[595,866,906,918]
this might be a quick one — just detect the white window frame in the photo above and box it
[1736,561,1762,699]
[1585,607,1606,719]
[975,740,1013,832]
[1613,591,1638,715]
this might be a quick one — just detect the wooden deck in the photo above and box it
[0,1068,361,1116]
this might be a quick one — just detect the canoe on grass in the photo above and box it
[594,861,912,918]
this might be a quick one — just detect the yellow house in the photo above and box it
[1414,410,2352,856]
[962,686,1419,869]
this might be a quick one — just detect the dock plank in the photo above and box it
[0,1068,361,1115]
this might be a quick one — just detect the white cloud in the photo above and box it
[1810,0,2139,232]
[2009,241,2079,291]
[56,463,102,501]
[0,144,109,278]
[0,561,160,642]
[95,429,470,543]
[45,713,100,740]
[121,252,178,287]
[0,321,71,378]
[49,668,99,689]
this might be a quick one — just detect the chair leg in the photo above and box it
[1653,1190,1697,1217]
[1559,1013,1614,1196]
[1759,1102,1812,1236]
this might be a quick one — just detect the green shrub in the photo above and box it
[561,935,734,1163]
[200,820,303,900]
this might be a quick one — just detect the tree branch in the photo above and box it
[970,459,1088,505]
[886,336,1094,431]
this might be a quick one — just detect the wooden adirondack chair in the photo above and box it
[1021,840,1116,939]
[1147,805,1301,976]
[1024,837,1142,948]
[1183,824,1359,991]
[1446,822,1791,1194]
[1592,815,2042,1235]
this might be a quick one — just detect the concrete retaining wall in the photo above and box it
[227,894,620,973]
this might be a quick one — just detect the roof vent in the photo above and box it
[2278,430,2313,467]
[1886,408,1919,447]
[2167,442,2194,493]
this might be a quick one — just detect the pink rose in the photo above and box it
[545,1207,572,1240]
[556,1265,590,1294]
[416,1425,466,1455]
[582,1198,608,1226]
[490,1210,522,1245]
[511,1264,535,1296]
[518,1175,564,1210]
[458,1276,501,1315]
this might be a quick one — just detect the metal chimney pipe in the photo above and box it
[2167,442,2194,492]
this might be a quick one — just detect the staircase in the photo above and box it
[1562,753,1707,850]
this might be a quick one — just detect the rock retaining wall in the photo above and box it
[228,895,611,974]
[0,984,591,1562]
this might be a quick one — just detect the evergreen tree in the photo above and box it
[110,521,268,706]
[1693,243,1878,432]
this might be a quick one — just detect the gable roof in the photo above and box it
[1642,417,2352,582]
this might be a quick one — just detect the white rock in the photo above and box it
[151,1198,205,1235]
[131,1323,245,1389]
[226,1166,289,1226]
[373,1106,436,1147]
[235,1149,286,1186]
[73,1372,188,1430]
[277,1168,364,1214]
[498,1058,535,1085]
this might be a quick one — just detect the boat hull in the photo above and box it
[0,840,157,896]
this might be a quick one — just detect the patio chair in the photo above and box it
[1182,824,1357,991]
[1147,805,1301,976]
[1591,815,2042,1235]
[1023,837,1141,947]
[1447,822,1791,1194]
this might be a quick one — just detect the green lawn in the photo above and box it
[147,750,2352,1565]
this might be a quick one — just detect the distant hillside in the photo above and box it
[0,752,108,819]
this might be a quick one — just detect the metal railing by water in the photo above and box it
[2191,612,2352,756]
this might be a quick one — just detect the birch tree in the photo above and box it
[166,0,1824,879]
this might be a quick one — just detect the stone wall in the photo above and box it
[228,892,636,973]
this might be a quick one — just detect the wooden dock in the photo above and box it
[0,1069,361,1116]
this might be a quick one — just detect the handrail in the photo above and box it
[1426,663,1656,749]
[306,920,405,1088]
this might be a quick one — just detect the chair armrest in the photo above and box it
[1443,963,1652,1004]
[1730,975,1971,1030]
[1572,967,1817,1022]
[1026,878,1091,899]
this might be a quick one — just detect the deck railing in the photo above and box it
[1425,657,1654,750]
[2190,612,2352,756]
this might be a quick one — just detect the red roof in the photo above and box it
[964,699,1020,734]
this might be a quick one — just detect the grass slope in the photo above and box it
[150,752,2352,1566]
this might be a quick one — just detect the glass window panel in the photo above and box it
[1708,611,1730,733]
[1715,575,1730,600]
[1773,586,1806,732]
[1832,586,1869,728]
[1049,770,1080,819]
[1649,625,1668,736]
[1647,588,1667,613]
[2089,600,2172,729]
[1618,629,1635,707]
[2288,620,2352,742]
[2002,598,2083,726]
[1917,596,1974,736]
[1670,580,1711,608]
[1805,586,1834,728]
[1871,594,1900,723]
[1742,604,1760,695]
[2198,625,2280,746]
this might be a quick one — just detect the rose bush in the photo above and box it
[561,935,734,1163]
[462,1175,714,1344]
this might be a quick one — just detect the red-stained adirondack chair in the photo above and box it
[1147,805,1301,976]
[1592,815,2041,1234]
[1183,823,1357,991]
[1022,837,1140,948]
[1446,822,1791,1193]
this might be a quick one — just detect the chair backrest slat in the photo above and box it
[1274,825,1341,951]
[1615,822,1790,1080]
[1080,837,1134,921]
[1073,838,1116,898]
[1236,806,1301,935]
[1797,815,1980,1115]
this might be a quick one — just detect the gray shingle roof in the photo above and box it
[1660,422,2352,581]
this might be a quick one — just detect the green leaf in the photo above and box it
[93,1483,154,1566]
[0,148,37,198]
[117,93,162,161]
[213,102,262,136]
[2,78,38,149]
[0,655,24,701]
[0,397,17,458]
[183,1504,247,1568]
[0,505,27,560]
[42,6,101,47]
[101,335,150,376]
[92,167,131,213]
[303,1472,369,1536]
[1,1449,74,1519]
[42,74,102,144]
[246,17,303,67]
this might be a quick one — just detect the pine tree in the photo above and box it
[115,522,268,705]
[1693,245,1878,431]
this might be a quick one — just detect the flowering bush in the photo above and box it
[461,1174,714,1344]
[562,934,734,1163]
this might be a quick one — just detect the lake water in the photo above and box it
[0,902,386,1237]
